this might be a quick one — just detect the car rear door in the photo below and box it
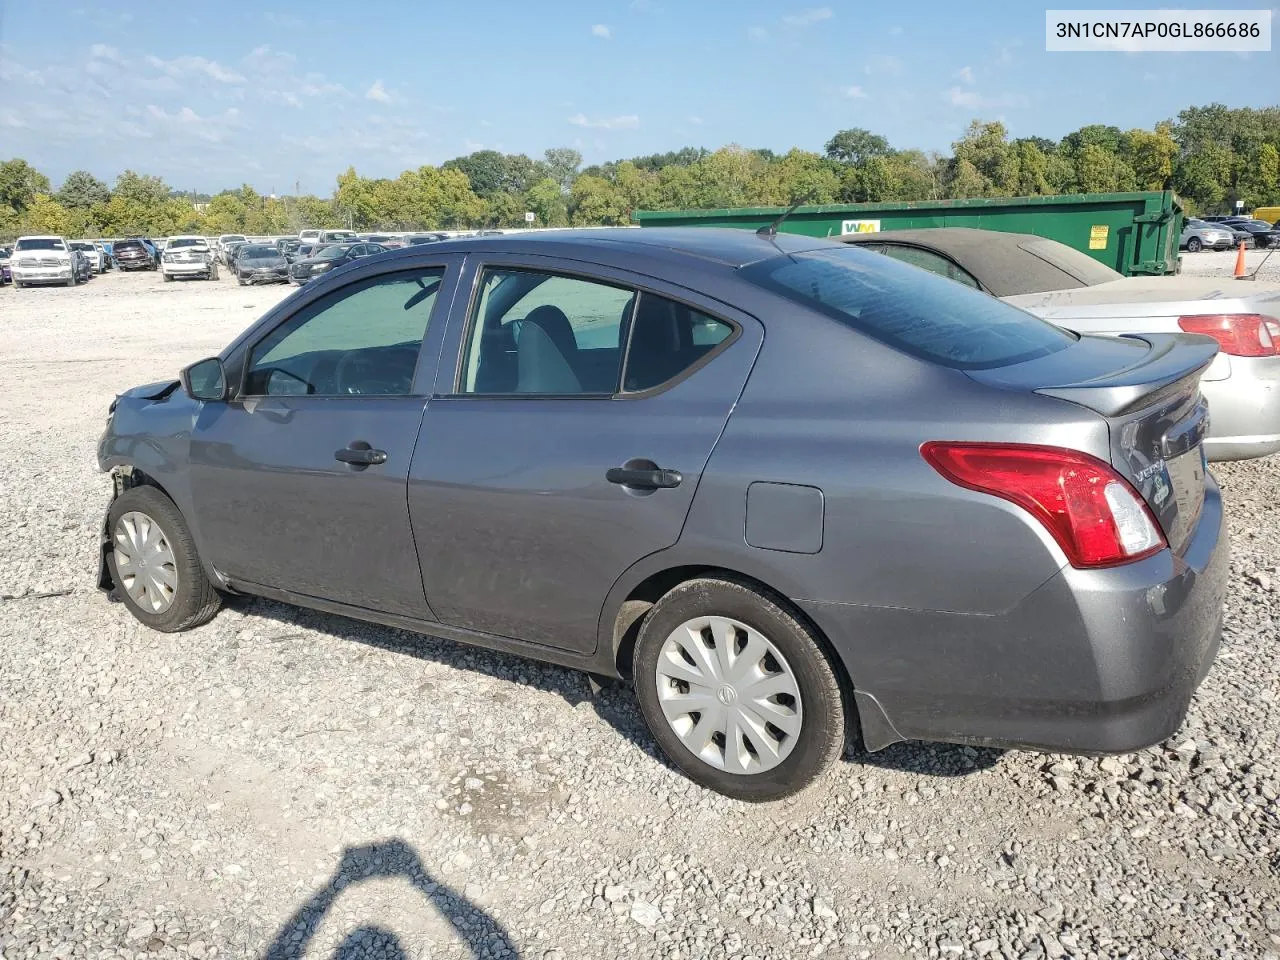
[188,258,461,617]
[407,254,763,653]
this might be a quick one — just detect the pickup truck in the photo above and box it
[10,235,80,287]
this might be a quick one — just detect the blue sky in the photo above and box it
[1,0,1276,194]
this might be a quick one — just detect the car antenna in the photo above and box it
[756,193,813,238]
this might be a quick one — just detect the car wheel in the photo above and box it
[162,272,173,282]
[632,577,847,801]
[106,486,222,633]
[1186,237,1202,253]
[208,265,219,280]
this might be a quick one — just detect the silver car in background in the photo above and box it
[840,228,1280,461]
[1181,219,1235,252]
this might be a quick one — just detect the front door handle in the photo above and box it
[335,444,387,466]
[606,466,682,489]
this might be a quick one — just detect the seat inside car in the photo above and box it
[624,295,691,391]
[517,305,582,393]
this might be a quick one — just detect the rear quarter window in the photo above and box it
[741,246,1075,370]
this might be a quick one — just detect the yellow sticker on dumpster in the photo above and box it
[1088,225,1109,250]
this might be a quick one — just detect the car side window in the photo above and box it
[880,245,981,289]
[622,293,735,393]
[245,268,445,397]
[460,268,635,395]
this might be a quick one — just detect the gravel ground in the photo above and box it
[1,258,1278,960]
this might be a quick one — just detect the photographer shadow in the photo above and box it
[262,838,519,960]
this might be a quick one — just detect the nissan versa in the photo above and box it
[96,229,1228,801]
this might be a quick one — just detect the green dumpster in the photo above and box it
[632,191,1185,277]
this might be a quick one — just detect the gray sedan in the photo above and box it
[96,229,1227,800]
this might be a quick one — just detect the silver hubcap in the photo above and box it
[655,616,803,775]
[113,511,178,614]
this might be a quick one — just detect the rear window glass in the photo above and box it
[1019,239,1122,287]
[114,240,145,251]
[168,238,207,249]
[740,247,1075,370]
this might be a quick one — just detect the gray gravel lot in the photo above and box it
[1,252,1278,960]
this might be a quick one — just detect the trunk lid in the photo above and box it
[969,332,1217,553]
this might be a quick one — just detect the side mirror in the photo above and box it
[180,357,228,402]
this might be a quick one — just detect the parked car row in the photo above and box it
[1185,215,1280,250]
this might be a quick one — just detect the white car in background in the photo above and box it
[10,235,79,288]
[161,236,219,281]
[298,228,322,245]
[70,240,105,274]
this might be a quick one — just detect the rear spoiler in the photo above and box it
[1034,334,1218,417]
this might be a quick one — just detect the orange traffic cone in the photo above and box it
[1234,241,1248,278]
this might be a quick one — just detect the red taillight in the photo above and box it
[1177,313,1280,357]
[920,442,1166,569]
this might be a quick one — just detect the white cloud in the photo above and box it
[944,87,1028,110]
[89,44,126,64]
[889,25,904,36]
[591,23,612,39]
[142,104,242,142]
[954,65,975,85]
[864,55,903,76]
[782,7,833,26]
[146,54,245,84]
[365,80,392,103]
[747,25,769,39]
[567,112,640,130]
[842,85,869,99]
[688,115,704,124]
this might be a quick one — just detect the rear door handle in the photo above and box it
[606,466,682,489]
[335,445,387,466]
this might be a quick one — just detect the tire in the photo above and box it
[237,275,247,286]
[632,577,847,801]
[162,272,173,282]
[1186,237,1202,253]
[106,486,221,633]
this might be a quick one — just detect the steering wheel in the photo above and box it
[334,350,416,395]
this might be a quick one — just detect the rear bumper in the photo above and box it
[800,478,1228,755]
[1201,356,1280,461]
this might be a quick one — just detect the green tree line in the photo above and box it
[2,103,1277,241]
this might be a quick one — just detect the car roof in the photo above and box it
[379,227,832,270]
[836,227,1125,297]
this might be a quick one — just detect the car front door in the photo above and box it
[188,260,459,617]
[408,256,763,653]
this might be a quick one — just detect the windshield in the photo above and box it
[241,245,278,258]
[326,232,356,241]
[313,245,350,260]
[71,242,93,250]
[221,235,246,243]
[741,246,1075,371]
[16,238,67,251]
[168,238,207,249]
